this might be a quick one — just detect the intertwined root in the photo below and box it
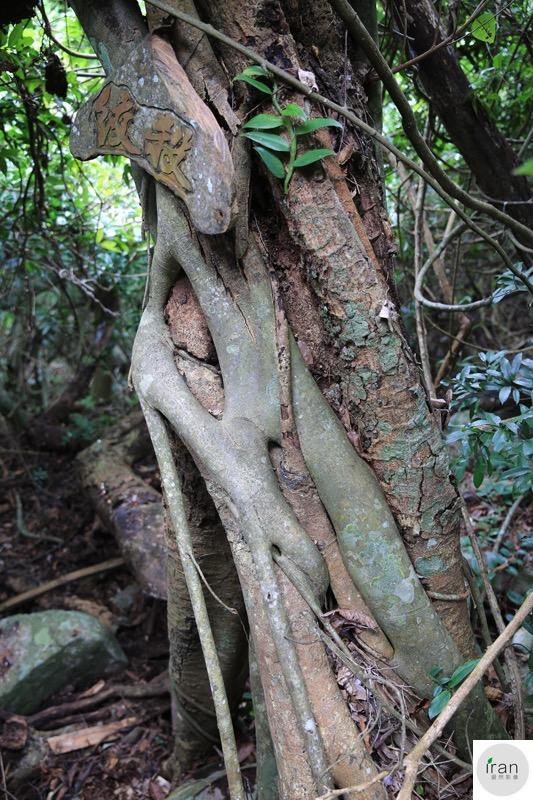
[130,183,502,797]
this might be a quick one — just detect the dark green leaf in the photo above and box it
[293,148,334,168]
[243,113,283,130]
[295,118,343,135]
[428,689,451,719]
[253,146,285,178]
[473,459,485,487]
[447,659,479,689]
[243,131,290,151]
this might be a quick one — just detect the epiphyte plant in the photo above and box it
[234,65,342,193]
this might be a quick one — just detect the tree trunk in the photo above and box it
[68,0,507,796]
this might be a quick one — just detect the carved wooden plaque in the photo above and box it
[70,35,235,235]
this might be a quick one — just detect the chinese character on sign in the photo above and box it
[93,84,141,156]
[144,114,193,194]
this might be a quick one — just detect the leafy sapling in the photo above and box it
[428,659,479,719]
[233,65,342,192]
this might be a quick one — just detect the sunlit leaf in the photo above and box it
[514,158,533,176]
[281,103,307,119]
[471,12,496,43]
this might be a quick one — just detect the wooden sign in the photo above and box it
[71,35,235,235]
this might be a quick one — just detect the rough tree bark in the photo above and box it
[67,0,507,797]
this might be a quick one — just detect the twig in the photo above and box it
[414,224,496,312]
[461,558,507,690]
[39,2,98,59]
[315,771,389,800]
[397,590,533,800]
[426,590,469,601]
[413,173,436,404]
[0,557,125,613]
[390,0,490,74]
[463,508,525,738]
[146,0,533,275]
[273,551,471,771]
[327,0,533,254]
[492,494,525,554]
[14,491,65,545]
[142,404,245,800]
[189,550,239,615]
[29,672,169,726]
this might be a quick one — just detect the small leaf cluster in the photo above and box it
[428,660,479,719]
[492,265,533,305]
[234,65,341,192]
[446,352,533,493]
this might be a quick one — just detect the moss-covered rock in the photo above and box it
[0,610,127,714]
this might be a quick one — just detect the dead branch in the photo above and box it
[0,557,125,613]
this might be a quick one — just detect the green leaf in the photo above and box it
[253,146,285,179]
[506,590,525,606]
[243,113,283,130]
[233,74,273,94]
[471,12,496,43]
[293,148,334,168]
[239,65,270,78]
[243,131,290,151]
[282,103,307,119]
[295,118,343,135]
[473,459,485,487]
[514,158,533,177]
[447,659,479,689]
[428,689,451,719]
[100,240,119,252]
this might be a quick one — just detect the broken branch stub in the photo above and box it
[70,34,235,235]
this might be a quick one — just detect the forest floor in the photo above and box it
[0,444,256,800]
[0,437,530,800]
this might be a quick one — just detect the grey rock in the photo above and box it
[0,610,127,714]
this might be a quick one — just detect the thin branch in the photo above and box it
[413,173,436,403]
[142,405,245,800]
[397,590,533,800]
[390,0,490,74]
[39,2,99,60]
[414,223,497,312]
[146,0,533,280]
[0,557,125,613]
[463,508,525,738]
[327,0,533,252]
[492,494,526,554]
[315,771,389,800]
